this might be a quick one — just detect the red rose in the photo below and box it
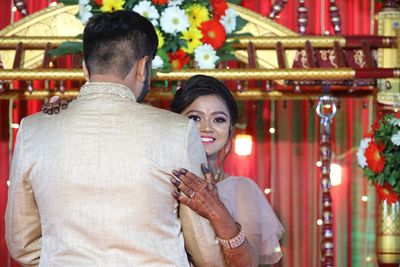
[152,0,168,4]
[375,183,399,205]
[168,49,190,70]
[199,19,226,49]
[95,0,103,6]
[210,0,228,20]
[365,141,385,173]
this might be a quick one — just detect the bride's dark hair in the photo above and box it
[170,74,238,126]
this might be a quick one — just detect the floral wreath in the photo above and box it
[357,113,400,204]
[57,0,248,71]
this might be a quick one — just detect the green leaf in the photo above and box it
[227,0,242,4]
[157,49,169,62]
[218,52,238,62]
[49,42,83,57]
[235,16,248,32]
[228,32,254,38]
[58,0,78,5]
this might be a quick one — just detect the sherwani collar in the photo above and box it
[78,82,136,101]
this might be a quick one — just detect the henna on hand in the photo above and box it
[170,165,258,267]
[42,96,71,115]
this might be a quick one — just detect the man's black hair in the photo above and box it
[83,10,158,79]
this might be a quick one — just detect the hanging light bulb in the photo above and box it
[330,163,342,186]
[234,134,253,156]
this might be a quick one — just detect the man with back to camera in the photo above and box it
[5,10,224,266]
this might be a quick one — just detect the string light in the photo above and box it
[10,123,19,129]
[269,127,276,134]
[7,180,10,186]
[316,161,322,167]
[366,256,371,262]
[234,134,253,156]
[317,219,323,226]
[264,188,271,195]
[330,163,342,186]
[11,6,17,12]
[361,195,368,202]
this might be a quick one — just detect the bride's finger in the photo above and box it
[49,95,60,104]
[201,163,214,190]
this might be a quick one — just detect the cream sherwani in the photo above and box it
[5,83,224,267]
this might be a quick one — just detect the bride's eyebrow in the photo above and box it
[212,111,228,117]
[184,110,204,115]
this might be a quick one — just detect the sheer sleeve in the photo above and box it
[216,176,284,265]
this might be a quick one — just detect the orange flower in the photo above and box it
[168,49,190,70]
[211,0,228,20]
[375,183,399,205]
[365,141,385,173]
[199,19,226,49]
[152,0,168,4]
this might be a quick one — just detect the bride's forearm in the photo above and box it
[222,239,258,267]
[209,208,258,267]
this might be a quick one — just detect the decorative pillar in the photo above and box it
[13,0,29,17]
[329,0,342,34]
[297,0,308,34]
[316,95,337,267]
[376,1,400,111]
[268,0,288,19]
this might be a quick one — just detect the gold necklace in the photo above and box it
[213,169,222,183]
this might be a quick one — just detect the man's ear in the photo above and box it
[82,61,89,81]
[136,56,149,83]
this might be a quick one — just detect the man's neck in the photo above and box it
[89,74,125,85]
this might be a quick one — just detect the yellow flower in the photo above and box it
[181,27,203,54]
[185,4,209,28]
[156,28,164,49]
[101,0,125,12]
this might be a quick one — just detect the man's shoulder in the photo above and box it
[138,104,190,127]
[20,111,52,127]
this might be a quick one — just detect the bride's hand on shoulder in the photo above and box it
[170,165,240,239]
[42,96,70,115]
[170,164,228,221]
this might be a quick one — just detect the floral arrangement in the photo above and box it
[57,0,248,71]
[357,113,400,204]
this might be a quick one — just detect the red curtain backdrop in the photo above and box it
[0,1,381,267]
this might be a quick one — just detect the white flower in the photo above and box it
[152,55,164,69]
[79,0,93,24]
[356,137,371,168]
[133,1,160,27]
[391,130,400,146]
[160,6,189,35]
[168,0,183,6]
[220,8,237,34]
[194,44,220,69]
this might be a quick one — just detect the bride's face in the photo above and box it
[182,95,231,158]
